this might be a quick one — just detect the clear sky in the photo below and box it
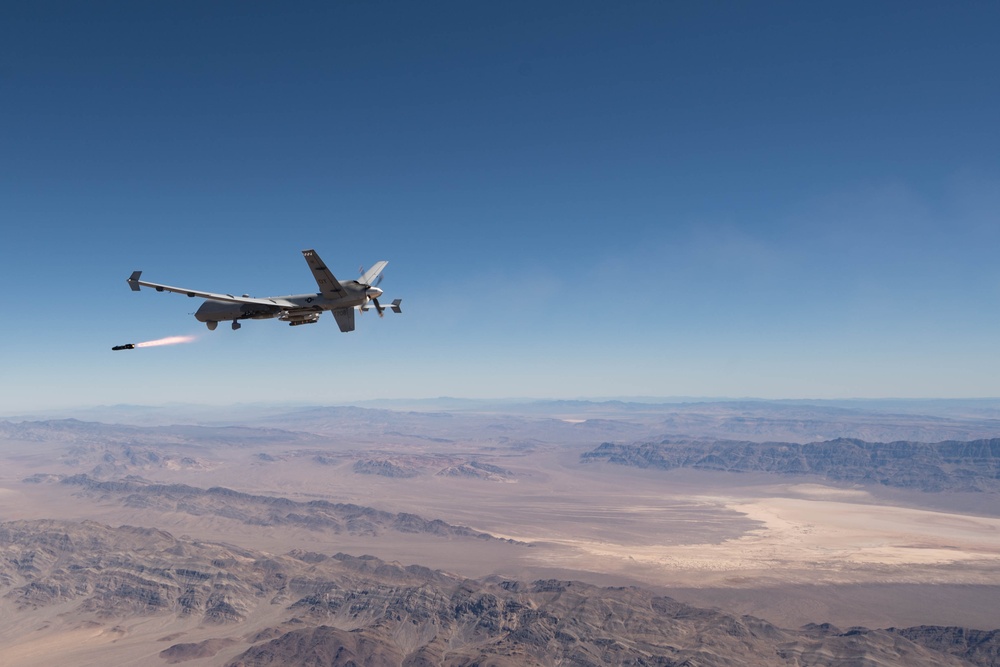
[2,1,999,412]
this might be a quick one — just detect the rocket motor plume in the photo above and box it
[134,335,197,348]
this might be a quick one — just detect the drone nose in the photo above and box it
[367,287,383,298]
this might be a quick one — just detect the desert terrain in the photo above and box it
[1,400,999,665]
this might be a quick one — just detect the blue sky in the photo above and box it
[2,1,999,411]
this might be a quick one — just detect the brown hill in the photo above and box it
[0,520,994,666]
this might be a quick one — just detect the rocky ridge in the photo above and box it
[54,474,517,542]
[582,437,1000,492]
[1,520,995,666]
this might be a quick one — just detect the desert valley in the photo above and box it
[1,399,999,665]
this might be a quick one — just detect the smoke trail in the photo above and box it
[134,335,197,348]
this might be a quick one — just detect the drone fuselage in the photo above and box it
[193,285,372,325]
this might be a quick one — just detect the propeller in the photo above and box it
[358,263,387,317]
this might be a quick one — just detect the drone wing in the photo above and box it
[126,271,295,308]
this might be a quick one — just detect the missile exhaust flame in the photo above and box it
[113,335,197,351]
[135,335,197,348]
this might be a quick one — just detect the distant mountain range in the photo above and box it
[8,397,1000,443]
[0,418,321,446]
[583,437,1000,492]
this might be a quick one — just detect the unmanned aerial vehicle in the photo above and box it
[127,249,401,332]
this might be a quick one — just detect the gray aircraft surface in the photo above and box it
[127,249,401,332]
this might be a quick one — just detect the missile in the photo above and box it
[111,343,136,351]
